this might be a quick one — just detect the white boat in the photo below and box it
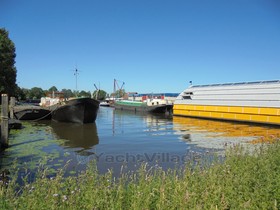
[173,80,280,125]
[99,101,110,107]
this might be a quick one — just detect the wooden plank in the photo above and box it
[1,94,9,148]
[9,97,15,119]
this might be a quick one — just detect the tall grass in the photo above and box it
[1,142,280,209]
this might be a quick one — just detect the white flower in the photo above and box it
[62,195,68,202]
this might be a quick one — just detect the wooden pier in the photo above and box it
[1,94,9,148]
[1,95,21,149]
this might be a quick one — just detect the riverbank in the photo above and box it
[1,142,279,209]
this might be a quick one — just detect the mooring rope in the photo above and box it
[12,105,61,122]
[29,111,52,122]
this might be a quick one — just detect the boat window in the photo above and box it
[182,95,192,100]
[248,81,261,85]
[262,80,280,84]
[182,91,193,100]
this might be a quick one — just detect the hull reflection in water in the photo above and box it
[173,116,280,149]
[50,122,99,154]
[112,109,173,136]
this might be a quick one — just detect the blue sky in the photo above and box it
[1,0,280,94]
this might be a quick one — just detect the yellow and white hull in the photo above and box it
[173,80,280,125]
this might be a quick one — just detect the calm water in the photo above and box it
[1,106,280,177]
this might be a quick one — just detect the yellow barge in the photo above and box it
[173,80,280,125]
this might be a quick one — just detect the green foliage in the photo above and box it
[0,28,17,97]
[61,89,74,98]
[78,90,91,98]
[113,89,126,98]
[72,90,79,97]
[1,142,280,209]
[48,86,58,92]
[28,87,45,99]
[14,86,25,100]
[93,89,107,100]
[20,88,30,100]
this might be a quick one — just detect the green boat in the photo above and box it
[114,99,173,114]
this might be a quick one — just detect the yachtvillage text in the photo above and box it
[75,151,206,165]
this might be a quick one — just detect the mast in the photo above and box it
[114,79,116,96]
[74,68,79,92]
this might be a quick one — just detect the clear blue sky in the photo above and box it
[1,0,280,94]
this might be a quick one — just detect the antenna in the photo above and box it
[70,66,82,97]
[74,68,79,92]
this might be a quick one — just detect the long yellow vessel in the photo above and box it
[173,80,280,125]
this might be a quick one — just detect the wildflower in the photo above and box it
[62,195,67,202]
[29,186,35,192]
[53,194,59,197]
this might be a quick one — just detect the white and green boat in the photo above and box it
[114,98,173,114]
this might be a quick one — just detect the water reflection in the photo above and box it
[2,107,280,180]
[112,109,173,136]
[95,108,184,174]
[173,116,280,149]
[50,121,99,154]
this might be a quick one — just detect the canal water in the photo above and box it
[1,106,280,178]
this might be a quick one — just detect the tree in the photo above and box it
[15,86,26,101]
[21,88,30,100]
[93,89,107,100]
[78,90,91,98]
[0,28,17,97]
[29,87,45,99]
[112,89,126,98]
[61,89,74,98]
[48,86,58,92]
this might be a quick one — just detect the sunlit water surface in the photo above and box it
[1,107,280,178]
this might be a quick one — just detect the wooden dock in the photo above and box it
[1,95,22,149]
[1,94,9,148]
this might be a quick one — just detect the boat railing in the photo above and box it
[191,80,280,88]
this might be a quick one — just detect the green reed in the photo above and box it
[1,142,280,210]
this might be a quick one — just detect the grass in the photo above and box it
[1,142,280,209]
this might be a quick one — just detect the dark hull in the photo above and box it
[51,98,100,124]
[13,106,52,120]
[114,103,173,114]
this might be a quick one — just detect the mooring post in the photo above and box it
[9,97,15,119]
[1,94,9,148]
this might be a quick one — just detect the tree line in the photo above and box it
[17,86,107,101]
[0,28,108,102]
